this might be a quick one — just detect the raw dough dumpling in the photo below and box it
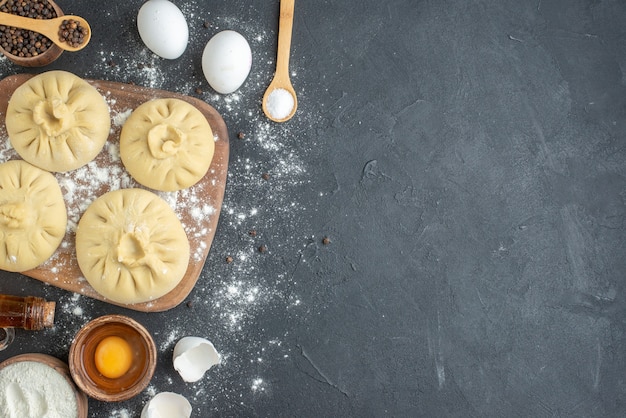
[120,98,214,191]
[6,70,111,172]
[0,160,67,272]
[75,188,190,304]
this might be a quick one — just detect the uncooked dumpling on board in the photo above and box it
[0,160,67,272]
[75,188,190,305]
[120,98,214,192]
[5,70,111,172]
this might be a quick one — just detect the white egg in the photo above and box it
[141,392,191,418]
[202,30,252,94]
[137,0,188,59]
[173,336,221,382]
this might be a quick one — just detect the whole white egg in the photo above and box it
[137,0,189,59]
[202,30,252,94]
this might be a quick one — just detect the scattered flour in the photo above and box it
[251,378,266,392]
[112,108,132,127]
[107,409,131,418]
[159,328,182,353]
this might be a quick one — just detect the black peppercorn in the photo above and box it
[57,18,88,48]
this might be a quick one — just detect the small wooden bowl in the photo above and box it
[0,0,64,67]
[0,353,88,417]
[69,315,157,402]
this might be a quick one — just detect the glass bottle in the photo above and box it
[0,294,55,330]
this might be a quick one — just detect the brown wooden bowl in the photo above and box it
[0,0,64,67]
[69,315,157,402]
[0,353,88,417]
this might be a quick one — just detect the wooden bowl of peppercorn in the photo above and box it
[0,0,64,67]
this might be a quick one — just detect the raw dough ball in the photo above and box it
[120,98,214,191]
[0,160,67,272]
[6,70,111,172]
[75,188,190,304]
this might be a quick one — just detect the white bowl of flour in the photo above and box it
[0,353,87,418]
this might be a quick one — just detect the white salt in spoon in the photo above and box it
[262,0,298,123]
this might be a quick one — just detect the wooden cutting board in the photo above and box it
[0,74,229,312]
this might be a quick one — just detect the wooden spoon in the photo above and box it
[262,0,298,123]
[0,11,91,52]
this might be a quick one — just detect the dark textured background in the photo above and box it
[1,0,626,416]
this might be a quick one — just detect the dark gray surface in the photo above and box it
[1,0,626,416]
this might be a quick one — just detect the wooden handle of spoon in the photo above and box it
[275,0,295,82]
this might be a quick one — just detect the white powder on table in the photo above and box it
[266,88,295,120]
[0,361,78,418]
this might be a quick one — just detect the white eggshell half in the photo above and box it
[137,0,189,59]
[202,30,252,94]
[173,336,221,382]
[141,392,192,418]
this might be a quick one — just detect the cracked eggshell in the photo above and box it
[173,337,220,382]
[141,392,191,418]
